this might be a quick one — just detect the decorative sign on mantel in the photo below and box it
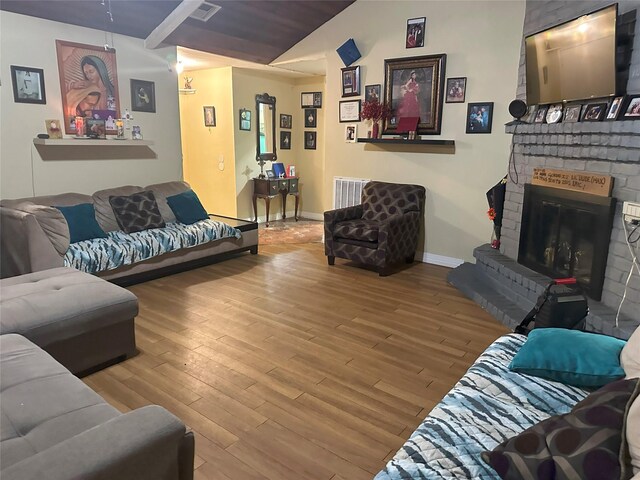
[532,168,613,197]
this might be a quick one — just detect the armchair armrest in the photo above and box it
[0,206,64,278]
[2,405,194,480]
[378,210,422,264]
[324,204,364,255]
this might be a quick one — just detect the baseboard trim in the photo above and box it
[299,211,324,221]
[243,211,324,223]
[421,252,464,268]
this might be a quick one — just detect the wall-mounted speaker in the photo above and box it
[509,99,528,120]
[336,38,361,67]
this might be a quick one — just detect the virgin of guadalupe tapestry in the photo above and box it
[56,40,120,134]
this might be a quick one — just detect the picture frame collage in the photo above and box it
[524,94,640,124]
[301,91,321,151]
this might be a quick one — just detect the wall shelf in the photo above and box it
[357,137,455,154]
[33,138,154,146]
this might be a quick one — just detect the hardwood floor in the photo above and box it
[84,243,509,479]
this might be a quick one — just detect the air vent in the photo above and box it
[189,2,221,22]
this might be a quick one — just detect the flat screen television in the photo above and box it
[525,4,618,105]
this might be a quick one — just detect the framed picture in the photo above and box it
[304,131,317,150]
[345,124,357,143]
[606,96,624,120]
[563,105,582,123]
[621,95,640,119]
[204,106,216,127]
[130,79,155,113]
[365,84,381,103]
[546,104,563,124]
[10,66,46,104]
[339,99,361,122]
[86,118,106,139]
[341,66,360,97]
[272,162,286,177]
[582,103,607,122]
[56,40,120,134]
[406,17,426,48]
[445,77,466,103]
[301,92,322,108]
[45,119,63,139]
[534,105,548,123]
[239,109,251,131]
[384,54,446,135]
[524,105,537,123]
[132,125,143,140]
[304,108,317,128]
[466,102,494,134]
[266,170,275,178]
[280,113,292,129]
[287,165,296,177]
[280,131,291,150]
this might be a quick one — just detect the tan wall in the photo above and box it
[0,11,182,199]
[274,0,526,262]
[179,67,237,217]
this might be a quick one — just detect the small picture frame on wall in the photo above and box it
[606,96,624,120]
[239,109,251,131]
[341,66,360,97]
[465,102,493,134]
[280,114,292,129]
[365,84,381,103]
[621,95,640,120]
[345,124,357,143]
[280,131,291,150]
[301,92,322,108]
[10,65,46,104]
[406,17,426,48]
[203,106,216,127]
[582,103,607,122]
[445,77,466,103]
[304,131,317,150]
[339,99,361,122]
[130,79,155,113]
[304,108,317,128]
[563,105,582,123]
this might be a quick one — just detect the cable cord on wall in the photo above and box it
[30,143,36,197]
[616,211,640,327]
[508,123,519,184]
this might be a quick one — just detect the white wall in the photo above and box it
[274,0,526,263]
[0,11,183,199]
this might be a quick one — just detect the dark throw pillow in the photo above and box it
[482,378,640,480]
[54,203,107,244]
[108,190,165,234]
[165,189,208,225]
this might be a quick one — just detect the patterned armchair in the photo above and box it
[324,181,425,276]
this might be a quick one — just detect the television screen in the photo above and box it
[525,4,617,105]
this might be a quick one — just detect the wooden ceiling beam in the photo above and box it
[145,0,203,49]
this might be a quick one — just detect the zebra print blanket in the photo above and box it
[375,334,589,479]
[64,219,242,274]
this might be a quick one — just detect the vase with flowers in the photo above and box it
[360,100,391,139]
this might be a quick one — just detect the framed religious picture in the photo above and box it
[365,84,381,103]
[582,102,607,122]
[445,77,466,103]
[621,95,640,120]
[339,100,361,122]
[383,54,446,135]
[341,66,360,97]
[406,17,426,48]
[130,79,155,113]
[304,108,317,128]
[280,131,291,150]
[304,131,317,150]
[239,109,251,130]
[56,40,120,135]
[204,106,216,127]
[465,102,494,134]
[280,113,292,129]
[10,65,46,104]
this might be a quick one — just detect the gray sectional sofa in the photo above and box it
[0,181,258,285]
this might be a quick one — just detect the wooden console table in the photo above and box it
[252,177,299,227]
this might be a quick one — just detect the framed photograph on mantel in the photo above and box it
[383,54,446,135]
[339,99,361,123]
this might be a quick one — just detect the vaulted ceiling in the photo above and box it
[0,0,354,64]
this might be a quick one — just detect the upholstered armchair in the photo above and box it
[324,181,425,276]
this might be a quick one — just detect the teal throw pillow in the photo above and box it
[166,189,208,225]
[509,328,627,388]
[54,203,107,244]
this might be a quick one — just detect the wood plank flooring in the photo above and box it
[84,243,509,479]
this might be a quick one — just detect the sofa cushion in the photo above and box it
[361,181,425,222]
[622,326,640,379]
[509,328,627,388]
[0,334,119,469]
[109,190,166,234]
[55,203,107,244]
[145,181,191,223]
[166,189,208,225]
[334,219,379,242]
[92,185,144,232]
[7,202,70,255]
[481,378,639,480]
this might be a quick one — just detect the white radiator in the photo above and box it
[333,176,370,209]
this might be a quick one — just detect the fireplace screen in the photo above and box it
[518,184,616,300]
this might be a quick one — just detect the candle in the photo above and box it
[75,116,85,137]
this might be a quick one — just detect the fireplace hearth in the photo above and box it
[518,184,616,300]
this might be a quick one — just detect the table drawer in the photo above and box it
[288,179,299,193]
[269,181,279,194]
[278,180,288,191]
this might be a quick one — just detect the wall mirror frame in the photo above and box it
[256,92,277,178]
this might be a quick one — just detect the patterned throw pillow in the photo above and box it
[482,378,640,480]
[108,190,165,234]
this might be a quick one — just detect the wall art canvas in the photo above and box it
[130,79,155,113]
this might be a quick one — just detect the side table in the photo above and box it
[252,177,299,227]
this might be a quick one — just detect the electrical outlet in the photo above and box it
[623,201,640,223]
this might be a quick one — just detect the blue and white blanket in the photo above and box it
[64,219,242,274]
[375,334,589,479]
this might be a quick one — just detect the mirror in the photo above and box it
[255,93,277,178]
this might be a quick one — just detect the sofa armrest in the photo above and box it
[378,211,422,263]
[0,207,63,278]
[1,405,194,480]
[324,205,364,254]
